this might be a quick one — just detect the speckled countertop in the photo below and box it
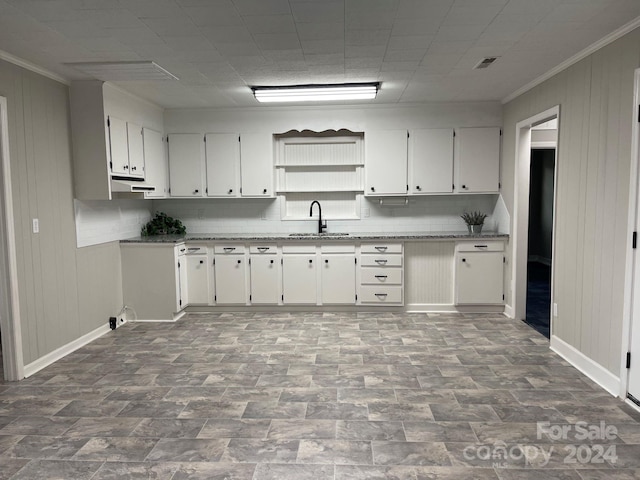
[121,231,509,243]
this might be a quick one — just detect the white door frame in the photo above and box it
[621,68,640,401]
[512,105,560,327]
[0,96,24,381]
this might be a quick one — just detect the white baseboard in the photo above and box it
[405,304,505,314]
[504,304,515,318]
[550,335,620,396]
[626,398,640,414]
[23,323,111,378]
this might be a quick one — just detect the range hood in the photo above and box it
[111,177,156,194]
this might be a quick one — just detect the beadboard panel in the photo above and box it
[405,241,454,305]
[0,58,122,366]
[501,27,640,377]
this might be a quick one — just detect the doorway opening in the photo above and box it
[512,106,560,340]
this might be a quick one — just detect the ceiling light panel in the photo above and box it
[252,83,379,103]
[65,61,179,81]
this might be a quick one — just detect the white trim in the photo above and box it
[23,324,111,378]
[503,303,514,318]
[625,398,640,413]
[502,16,640,104]
[513,106,560,325]
[621,68,640,398]
[405,304,505,314]
[0,96,24,381]
[550,335,620,396]
[531,142,557,149]
[0,48,69,86]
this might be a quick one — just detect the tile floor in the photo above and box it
[0,312,639,479]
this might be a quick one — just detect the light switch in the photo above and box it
[32,218,39,233]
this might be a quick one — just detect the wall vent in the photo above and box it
[473,57,499,69]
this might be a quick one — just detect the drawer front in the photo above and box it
[360,255,403,267]
[321,244,356,254]
[214,245,246,255]
[360,268,403,285]
[249,244,277,254]
[282,244,316,254]
[359,286,403,304]
[456,241,504,252]
[361,243,403,254]
[185,245,207,255]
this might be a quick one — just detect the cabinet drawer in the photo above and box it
[321,244,356,254]
[185,245,207,255]
[360,268,403,285]
[361,243,402,254]
[456,241,504,252]
[249,244,277,254]
[282,244,316,254]
[214,245,246,254]
[359,286,403,304]
[360,255,403,267]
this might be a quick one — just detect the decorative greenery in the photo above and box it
[141,212,186,236]
[460,211,487,226]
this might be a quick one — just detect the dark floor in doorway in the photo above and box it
[525,261,551,338]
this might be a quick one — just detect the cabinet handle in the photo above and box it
[257,247,269,252]
[223,247,235,252]
[309,259,313,264]
[187,247,200,252]
[270,259,274,264]
[462,185,467,189]
[199,260,204,264]
[194,189,199,194]
[370,187,375,192]
[237,259,241,264]
[375,293,388,299]
[131,166,137,171]
[180,248,186,252]
[228,189,233,194]
[375,246,388,252]
[462,258,466,262]
[325,259,329,264]
[375,259,388,265]
[474,245,488,248]
[263,188,267,194]
[416,186,421,190]
[374,275,387,279]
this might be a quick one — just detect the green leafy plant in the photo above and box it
[460,211,487,226]
[141,212,186,236]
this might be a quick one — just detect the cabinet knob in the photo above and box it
[325,259,328,264]
[237,259,241,264]
[416,186,421,190]
[462,185,467,189]
[263,188,267,194]
[370,187,375,192]
[270,259,274,264]
[131,166,137,171]
[194,189,199,194]
[309,259,313,264]
[462,258,466,262]
[124,165,129,170]
[228,189,233,194]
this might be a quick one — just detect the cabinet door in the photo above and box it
[214,255,248,304]
[127,121,145,178]
[250,255,280,304]
[205,133,240,197]
[321,254,356,304]
[108,116,130,175]
[365,130,408,195]
[455,252,504,304]
[282,254,317,304]
[455,127,500,193]
[168,133,205,197]
[186,255,210,305]
[143,128,167,198]
[241,133,273,197]
[409,128,453,194]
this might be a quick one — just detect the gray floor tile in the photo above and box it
[221,438,300,463]
[169,462,257,479]
[9,459,103,480]
[92,461,180,479]
[297,439,373,464]
[252,463,334,480]
[146,438,228,462]
[267,419,337,440]
[372,440,451,466]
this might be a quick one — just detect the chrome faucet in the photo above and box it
[309,200,327,234]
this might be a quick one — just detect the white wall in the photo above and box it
[74,199,151,248]
[502,27,640,377]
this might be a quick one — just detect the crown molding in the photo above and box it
[0,49,69,86]
[502,16,640,104]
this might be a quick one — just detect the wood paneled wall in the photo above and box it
[502,28,640,376]
[0,59,122,365]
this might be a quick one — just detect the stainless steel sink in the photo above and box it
[288,232,349,236]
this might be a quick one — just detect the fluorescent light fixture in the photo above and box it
[252,83,379,103]
[65,61,179,81]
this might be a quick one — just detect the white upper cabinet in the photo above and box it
[142,128,167,198]
[108,116,130,176]
[168,134,205,197]
[205,133,240,197]
[365,130,408,196]
[240,133,273,197]
[454,127,501,193]
[126,122,145,178]
[408,128,454,194]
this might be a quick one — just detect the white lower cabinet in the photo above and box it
[282,247,317,304]
[249,245,280,304]
[455,241,504,305]
[321,246,356,305]
[214,245,248,305]
[359,242,404,305]
[185,247,210,305]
